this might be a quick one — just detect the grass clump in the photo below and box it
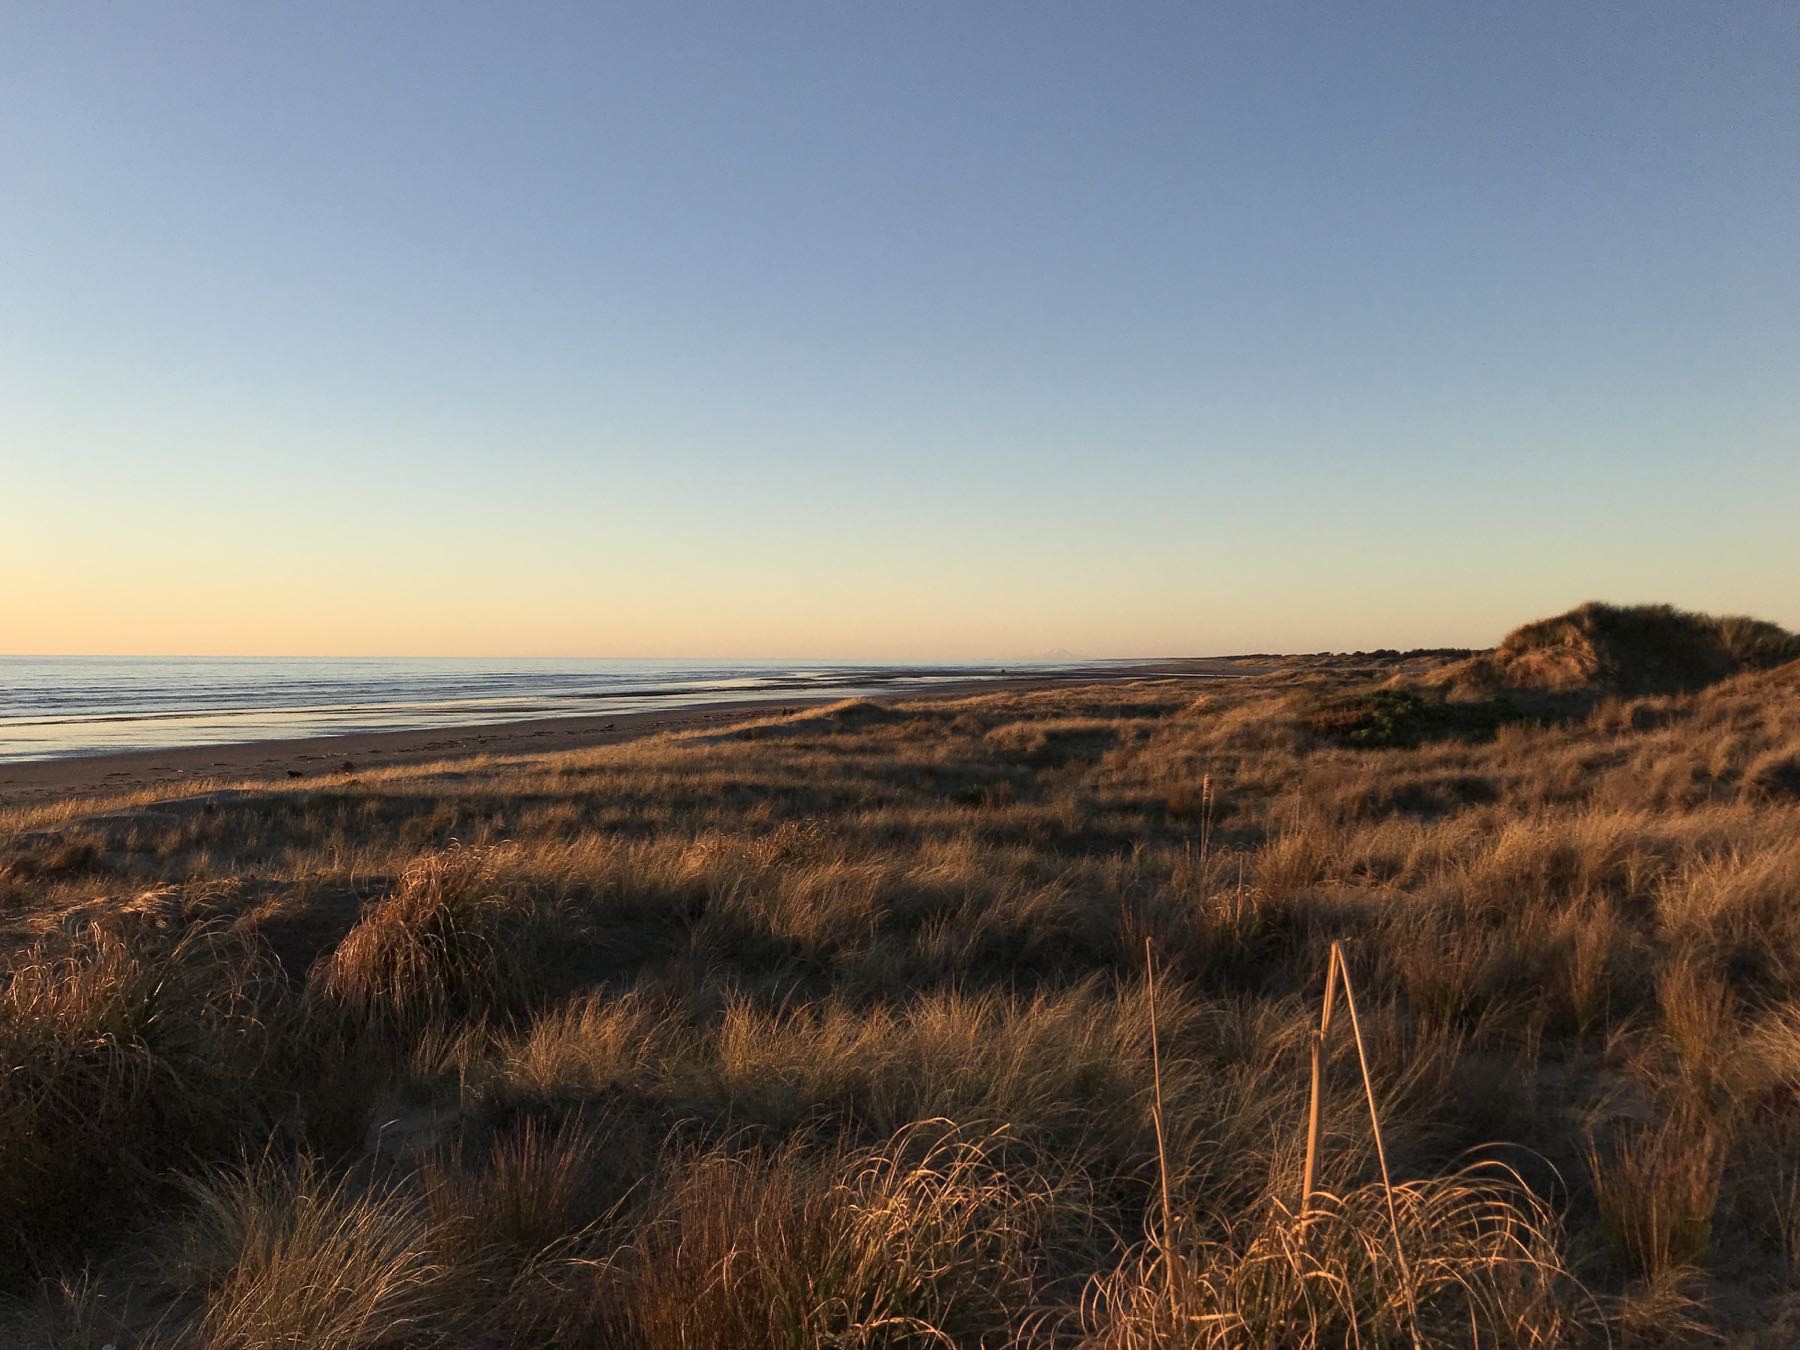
[1587,1113,1725,1284]
[1302,687,1523,748]
[1741,745,1800,801]
[0,922,273,1277]
[1086,1166,1581,1347]
[310,844,560,1036]
[582,1122,1065,1348]
[423,1112,628,1263]
[164,1155,454,1350]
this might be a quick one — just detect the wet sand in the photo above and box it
[0,660,1261,805]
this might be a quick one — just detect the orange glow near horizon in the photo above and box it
[5,4,1798,661]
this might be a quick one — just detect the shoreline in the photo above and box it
[0,660,1259,805]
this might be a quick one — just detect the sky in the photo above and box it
[3,2,1796,659]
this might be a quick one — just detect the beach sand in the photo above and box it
[0,659,1259,805]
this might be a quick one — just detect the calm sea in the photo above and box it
[0,656,1029,762]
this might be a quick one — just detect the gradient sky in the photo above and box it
[3,3,1796,658]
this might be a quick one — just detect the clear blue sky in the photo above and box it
[3,3,1796,657]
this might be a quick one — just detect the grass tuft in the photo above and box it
[0,922,273,1275]
[163,1155,454,1350]
[1086,1164,1580,1347]
[1588,1112,1725,1283]
[311,845,560,1036]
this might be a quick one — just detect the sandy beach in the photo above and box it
[0,659,1257,805]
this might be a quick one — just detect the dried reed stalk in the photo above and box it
[1301,940,1422,1346]
[1300,943,1339,1213]
[1144,937,1175,1309]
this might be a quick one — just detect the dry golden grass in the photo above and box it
[0,921,276,1271]
[165,1155,454,1350]
[1587,1110,1726,1284]
[1429,601,1800,700]
[578,1123,1067,1347]
[4,635,1800,1343]
[1086,1164,1579,1347]
[311,842,563,1035]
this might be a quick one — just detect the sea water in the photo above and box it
[0,655,1036,761]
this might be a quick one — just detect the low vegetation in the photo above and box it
[1430,600,1800,701]
[2,602,1798,1345]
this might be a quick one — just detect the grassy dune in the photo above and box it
[4,624,1800,1345]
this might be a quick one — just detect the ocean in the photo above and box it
[0,656,1038,762]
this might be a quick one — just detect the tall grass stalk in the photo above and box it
[1298,940,1421,1345]
[1144,937,1174,1313]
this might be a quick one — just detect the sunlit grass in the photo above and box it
[3,636,1798,1342]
